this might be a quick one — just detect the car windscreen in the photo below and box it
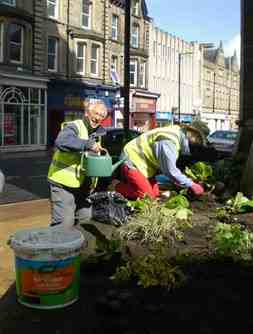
[210,131,238,141]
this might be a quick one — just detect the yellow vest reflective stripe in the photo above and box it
[124,126,182,178]
[48,119,98,189]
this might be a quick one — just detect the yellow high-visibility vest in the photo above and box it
[124,125,182,178]
[48,119,98,188]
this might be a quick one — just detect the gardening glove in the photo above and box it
[190,182,204,196]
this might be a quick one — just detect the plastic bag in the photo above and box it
[87,191,132,226]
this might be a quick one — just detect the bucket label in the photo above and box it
[15,256,80,308]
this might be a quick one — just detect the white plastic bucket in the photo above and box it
[9,226,85,309]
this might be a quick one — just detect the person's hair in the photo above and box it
[83,98,106,110]
[83,98,108,119]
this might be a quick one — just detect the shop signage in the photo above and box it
[64,95,83,108]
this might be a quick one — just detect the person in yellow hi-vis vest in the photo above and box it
[115,125,204,200]
[48,98,108,227]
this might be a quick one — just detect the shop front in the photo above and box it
[47,80,117,144]
[201,112,230,133]
[0,73,48,152]
[178,114,193,124]
[130,90,159,132]
[156,112,173,126]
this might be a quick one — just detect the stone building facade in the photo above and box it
[44,0,158,137]
[148,24,202,125]
[43,0,118,141]
[201,42,240,132]
[0,0,158,150]
[0,0,48,152]
[108,0,159,130]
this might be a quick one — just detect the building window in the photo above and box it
[76,41,86,74]
[91,44,99,76]
[153,41,156,57]
[111,55,120,83]
[9,24,23,64]
[0,23,3,62]
[111,55,118,72]
[132,0,140,16]
[47,0,58,19]
[48,37,58,72]
[0,0,16,6]
[139,62,146,88]
[0,86,47,147]
[81,0,91,29]
[111,15,118,40]
[130,60,137,86]
[131,24,139,48]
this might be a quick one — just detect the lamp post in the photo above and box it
[178,52,193,123]
[123,0,131,132]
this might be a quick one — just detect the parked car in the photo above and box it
[101,127,141,162]
[207,130,238,155]
[96,127,141,190]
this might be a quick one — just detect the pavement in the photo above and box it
[0,150,52,205]
[0,151,52,296]
[0,199,51,297]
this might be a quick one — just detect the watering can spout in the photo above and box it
[112,159,125,173]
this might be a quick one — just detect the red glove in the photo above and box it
[190,182,204,196]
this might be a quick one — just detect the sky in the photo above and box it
[145,0,240,60]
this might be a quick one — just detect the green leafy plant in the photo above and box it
[216,192,253,222]
[112,262,132,282]
[216,207,233,223]
[212,222,253,261]
[164,194,192,221]
[164,194,190,209]
[226,192,253,214]
[127,195,153,212]
[185,161,215,190]
[120,198,192,245]
[111,246,185,289]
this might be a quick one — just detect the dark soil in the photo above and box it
[1,258,253,334]
[1,202,253,334]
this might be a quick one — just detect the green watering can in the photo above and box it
[80,149,126,177]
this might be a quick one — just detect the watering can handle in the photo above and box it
[80,147,108,171]
[99,147,109,155]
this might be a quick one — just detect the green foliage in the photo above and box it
[226,192,253,214]
[164,194,190,209]
[112,262,132,282]
[185,161,214,183]
[216,207,233,223]
[111,247,185,289]
[212,223,253,261]
[127,195,153,212]
[120,198,192,245]
[216,192,253,222]
[185,161,215,190]
[164,194,192,221]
